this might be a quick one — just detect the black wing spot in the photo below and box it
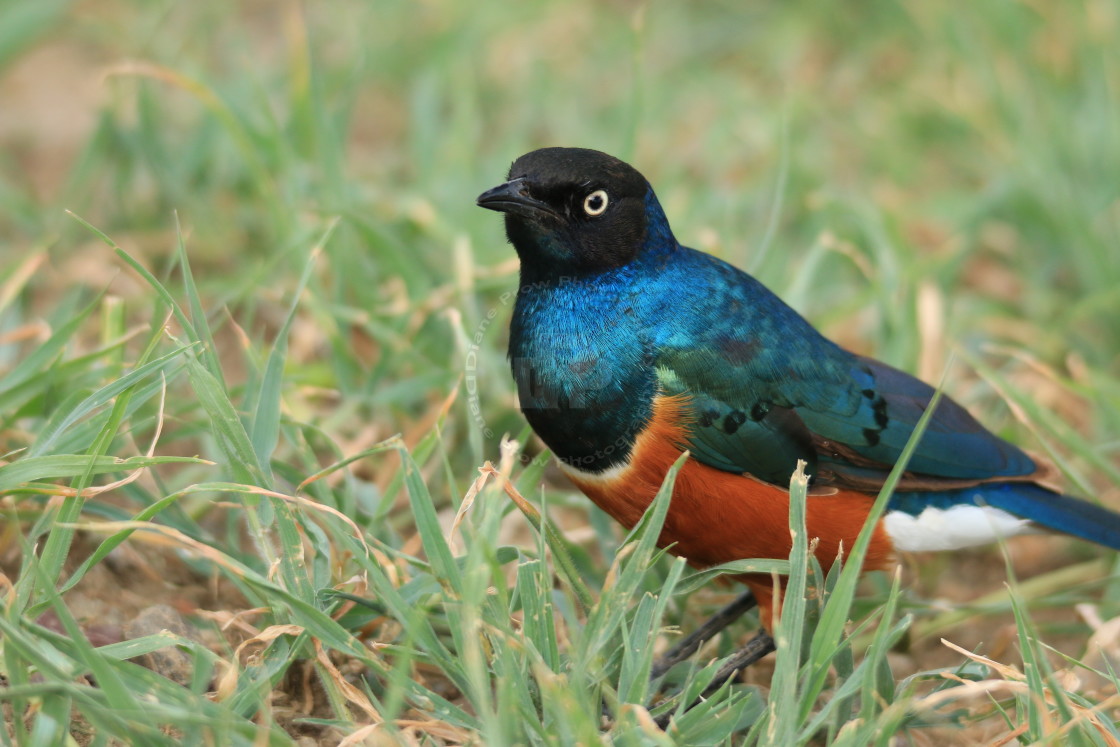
[698,408,719,427]
[863,428,881,446]
[723,410,747,434]
[749,401,770,421]
[861,388,876,399]
[872,397,889,428]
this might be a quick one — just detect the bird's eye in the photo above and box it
[583,189,609,217]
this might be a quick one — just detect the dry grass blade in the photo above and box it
[940,638,1026,682]
[215,623,308,701]
[71,520,259,576]
[314,638,382,724]
[931,638,1120,746]
[238,483,373,558]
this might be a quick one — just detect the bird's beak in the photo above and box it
[476,178,559,220]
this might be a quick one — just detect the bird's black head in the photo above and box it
[477,147,669,276]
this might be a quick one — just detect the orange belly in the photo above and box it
[560,394,896,628]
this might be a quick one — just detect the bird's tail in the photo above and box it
[981,482,1120,551]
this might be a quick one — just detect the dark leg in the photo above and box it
[701,630,775,696]
[653,630,776,730]
[650,590,758,679]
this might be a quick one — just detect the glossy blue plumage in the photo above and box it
[482,148,1120,551]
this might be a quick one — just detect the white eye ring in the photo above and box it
[583,189,609,216]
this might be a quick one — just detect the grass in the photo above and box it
[1,0,1119,743]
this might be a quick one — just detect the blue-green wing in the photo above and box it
[655,347,1036,488]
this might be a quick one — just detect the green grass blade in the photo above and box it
[802,387,946,711]
[173,212,224,382]
[0,454,205,492]
[0,294,99,402]
[185,354,268,487]
[28,345,193,458]
[515,557,560,672]
[578,452,687,672]
[762,460,811,746]
[398,443,463,595]
[248,228,332,476]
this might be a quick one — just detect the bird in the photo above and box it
[475,146,1120,660]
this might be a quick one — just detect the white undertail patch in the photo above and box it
[884,504,1036,552]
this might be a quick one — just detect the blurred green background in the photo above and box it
[5,0,1119,452]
